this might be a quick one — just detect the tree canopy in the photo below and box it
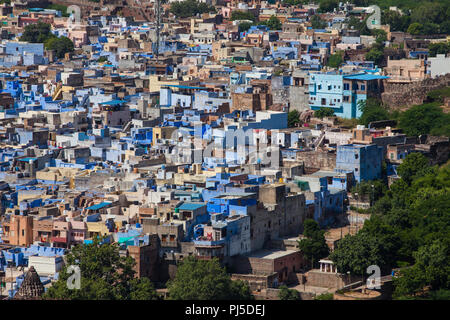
[314,107,335,119]
[310,15,327,29]
[238,22,253,33]
[45,36,74,59]
[327,52,343,69]
[169,0,216,19]
[298,219,330,269]
[20,22,54,43]
[331,152,450,298]
[357,98,390,126]
[288,110,300,127]
[428,42,450,57]
[259,16,282,30]
[230,11,256,22]
[319,0,339,13]
[368,1,450,35]
[167,257,253,300]
[278,285,301,300]
[44,237,158,300]
[19,22,74,59]
[398,103,450,138]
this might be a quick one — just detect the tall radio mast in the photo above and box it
[155,0,160,62]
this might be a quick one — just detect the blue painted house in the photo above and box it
[335,144,383,182]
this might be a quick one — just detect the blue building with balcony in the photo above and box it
[308,72,388,119]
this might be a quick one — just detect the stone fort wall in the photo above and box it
[381,74,450,108]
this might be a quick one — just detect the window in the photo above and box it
[343,96,349,102]
[318,84,322,90]
[344,83,349,90]
[361,85,366,90]
[355,154,359,159]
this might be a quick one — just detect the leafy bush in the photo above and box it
[314,107,335,119]
[170,0,216,19]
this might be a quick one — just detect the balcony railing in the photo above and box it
[194,239,226,247]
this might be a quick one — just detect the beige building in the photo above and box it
[384,58,428,83]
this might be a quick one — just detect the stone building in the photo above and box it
[13,266,44,300]
[250,184,306,251]
[127,234,160,281]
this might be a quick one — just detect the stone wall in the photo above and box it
[381,74,450,108]
[231,273,278,291]
[305,270,361,289]
[295,150,336,171]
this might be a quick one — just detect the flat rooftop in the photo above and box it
[245,249,298,260]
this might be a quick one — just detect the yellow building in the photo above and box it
[149,75,181,93]
[86,222,111,239]
[152,126,178,145]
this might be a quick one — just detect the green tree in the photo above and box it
[288,110,300,127]
[278,285,301,300]
[260,15,282,30]
[314,107,335,119]
[238,22,253,33]
[381,10,410,32]
[298,219,330,269]
[44,36,74,59]
[332,156,450,299]
[319,0,339,13]
[282,0,305,6]
[167,257,253,300]
[330,232,384,276]
[230,11,256,22]
[393,240,449,299]
[169,0,216,19]
[372,29,387,44]
[393,265,428,298]
[397,153,430,185]
[314,292,334,300]
[310,15,327,29]
[410,2,446,27]
[357,98,390,126]
[19,22,54,43]
[428,42,450,57]
[351,180,387,204]
[327,52,343,68]
[346,16,370,35]
[97,56,109,63]
[398,103,450,137]
[365,47,384,66]
[46,4,70,17]
[43,237,158,300]
[407,22,424,35]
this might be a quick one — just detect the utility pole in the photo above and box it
[155,0,160,62]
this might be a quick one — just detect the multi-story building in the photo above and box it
[335,144,384,182]
[308,72,388,119]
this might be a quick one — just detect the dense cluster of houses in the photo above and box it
[0,0,449,299]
